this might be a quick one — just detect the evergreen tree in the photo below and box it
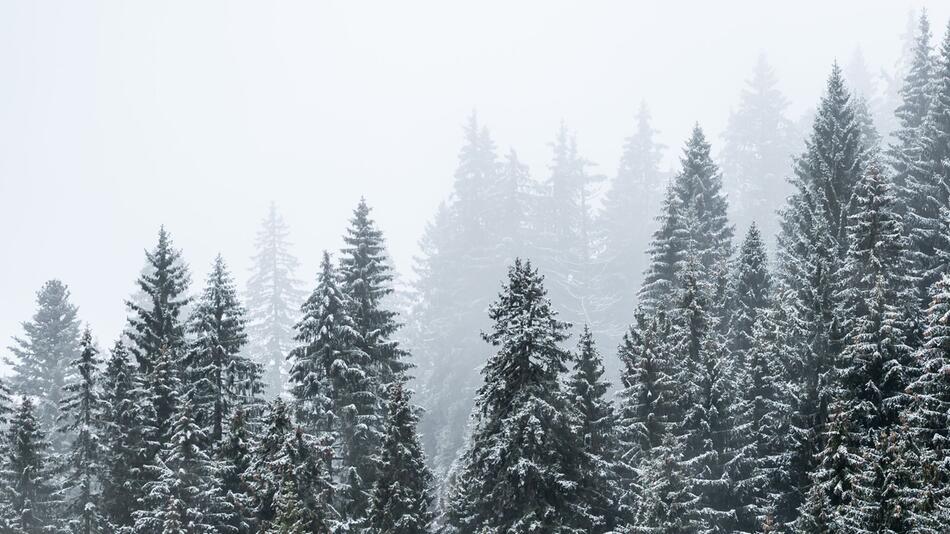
[340,198,409,386]
[218,409,255,534]
[721,55,798,243]
[246,399,295,526]
[889,11,933,205]
[0,378,12,429]
[0,399,57,534]
[906,20,950,308]
[57,329,109,534]
[366,383,434,534]
[640,125,733,312]
[598,103,666,334]
[6,279,81,435]
[246,203,305,397]
[99,341,150,531]
[447,259,587,533]
[133,397,233,534]
[631,432,699,534]
[187,254,262,444]
[146,346,182,445]
[724,223,773,370]
[126,226,191,375]
[567,327,621,532]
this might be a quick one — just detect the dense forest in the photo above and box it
[5,9,950,534]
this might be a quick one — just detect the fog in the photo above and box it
[1,1,944,350]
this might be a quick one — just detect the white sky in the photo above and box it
[2,1,949,354]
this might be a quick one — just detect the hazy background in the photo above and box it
[2,0,949,354]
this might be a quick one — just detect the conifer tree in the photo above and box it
[631,431,699,534]
[598,102,665,332]
[218,409,255,534]
[889,11,933,203]
[99,341,150,530]
[339,198,409,386]
[126,226,191,375]
[906,20,950,307]
[246,203,305,397]
[57,328,109,534]
[447,259,587,533]
[266,478,307,534]
[133,397,233,534]
[0,378,12,429]
[6,279,81,435]
[0,399,57,534]
[366,383,434,534]
[146,346,182,445]
[245,399,295,526]
[721,55,798,242]
[639,183,685,313]
[187,254,262,444]
[568,327,621,532]
[724,223,773,370]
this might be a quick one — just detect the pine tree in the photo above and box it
[265,478,308,534]
[187,254,262,444]
[0,399,57,534]
[631,431,699,534]
[133,397,233,534]
[246,203,305,397]
[218,409,255,534]
[366,383,434,534]
[724,223,773,370]
[6,279,81,436]
[340,198,409,386]
[245,399,295,526]
[615,310,678,518]
[0,378,12,429]
[721,55,798,242]
[146,346,182,445]
[640,125,733,312]
[568,327,621,532]
[889,11,933,205]
[126,226,191,375]
[57,328,109,534]
[447,259,587,533]
[598,102,666,334]
[906,20,950,308]
[99,341,150,530]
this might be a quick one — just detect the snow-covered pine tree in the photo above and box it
[218,409,255,534]
[245,399,295,526]
[568,326,621,532]
[290,250,378,525]
[339,198,409,387]
[187,254,262,444]
[246,203,305,398]
[848,427,920,532]
[888,11,933,207]
[57,328,109,534]
[615,310,677,518]
[728,304,796,531]
[99,341,150,530]
[446,259,587,533]
[639,125,733,313]
[631,431,699,534]
[126,226,191,375]
[906,20,950,309]
[265,478,307,534]
[5,279,81,437]
[133,397,234,534]
[724,223,773,371]
[0,398,58,533]
[365,382,434,534]
[146,346,182,445]
[532,123,602,328]
[598,102,666,334]
[720,55,798,243]
[835,159,916,432]
[0,378,11,429]
[669,248,737,532]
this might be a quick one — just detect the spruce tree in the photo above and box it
[639,182,686,313]
[246,203,305,397]
[632,431,699,534]
[99,341,150,530]
[146,346,182,445]
[724,223,773,370]
[133,397,233,534]
[6,279,81,435]
[568,326,621,532]
[447,259,587,533]
[721,55,798,242]
[57,328,109,534]
[218,409,255,534]
[366,383,434,534]
[187,254,262,444]
[245,399,295,526]
[339,198,409,386]
[0,399,57,534]
[126,226,191,375]
[598,102,665,333]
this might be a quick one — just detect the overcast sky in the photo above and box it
[2,1,949,354]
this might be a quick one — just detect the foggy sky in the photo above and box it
[2,1,948,356]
